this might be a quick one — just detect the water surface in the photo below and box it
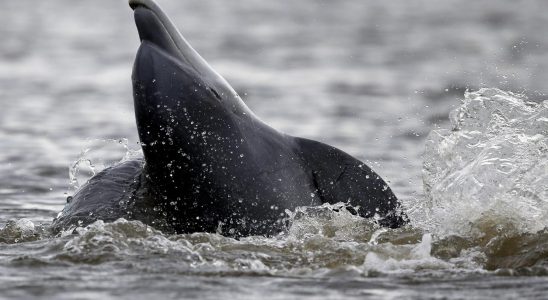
[1,0,547,299]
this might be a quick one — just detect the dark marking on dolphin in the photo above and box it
[52,0,407,236]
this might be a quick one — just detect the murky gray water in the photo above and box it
[1,0,547,299]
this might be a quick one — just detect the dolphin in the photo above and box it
[52,0,407,236]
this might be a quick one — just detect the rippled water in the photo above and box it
[1,0,548,299]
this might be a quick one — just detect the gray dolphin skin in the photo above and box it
[52,0,407,236]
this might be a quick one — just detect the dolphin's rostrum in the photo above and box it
[52,0,407,236]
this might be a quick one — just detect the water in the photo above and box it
[1,0,547,299]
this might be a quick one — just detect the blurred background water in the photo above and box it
[0,0,547,299]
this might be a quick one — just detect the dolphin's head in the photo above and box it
[129,0,266,198]
[129,0,260,168]
[129,0,254,132]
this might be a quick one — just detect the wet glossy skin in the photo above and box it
[52,0,406,236]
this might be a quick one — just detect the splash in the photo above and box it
[284,203,380,241]
[68,138,141,191]
[422,88,548,237]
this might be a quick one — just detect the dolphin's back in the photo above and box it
[51,159,144,231]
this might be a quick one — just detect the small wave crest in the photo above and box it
[50,212,426,276]
[0,219,48,244]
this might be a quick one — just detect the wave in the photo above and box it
[1,88,547,276]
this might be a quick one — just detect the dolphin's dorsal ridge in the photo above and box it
[294,137,405,227]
